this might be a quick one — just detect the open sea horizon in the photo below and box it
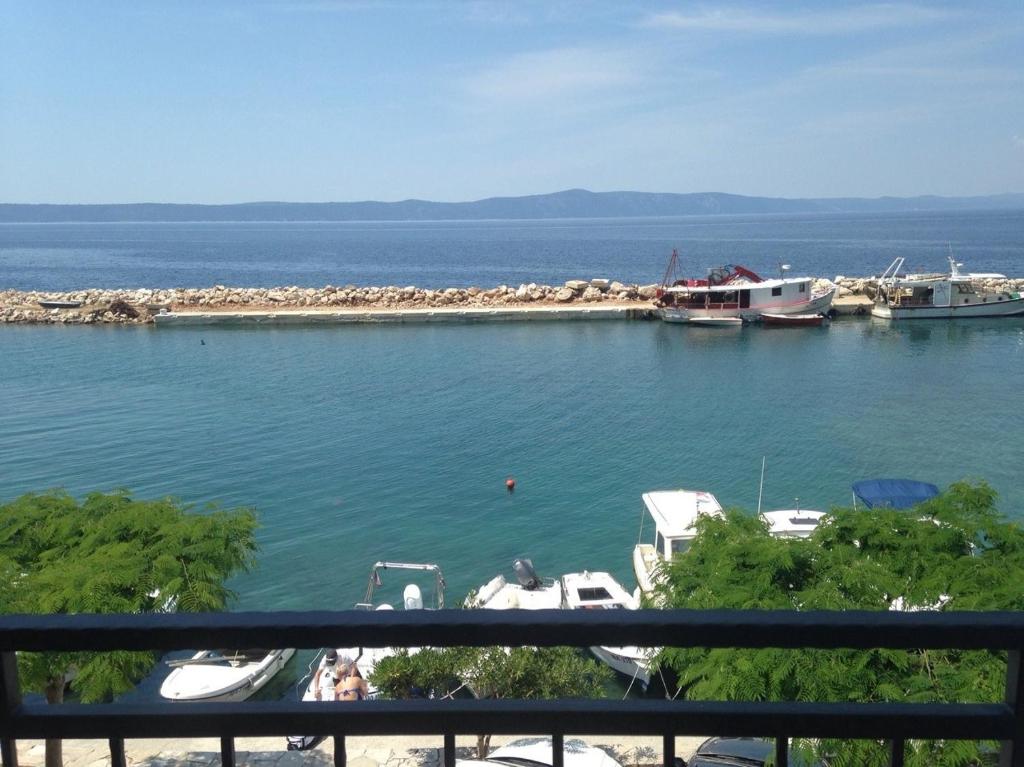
[2,209,1023,291]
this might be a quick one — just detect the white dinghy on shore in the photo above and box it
[160,648,295,703]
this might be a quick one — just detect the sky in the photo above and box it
[1,1,1023,203]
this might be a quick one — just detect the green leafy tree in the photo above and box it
[0,490,258,767]
[655,481,1023,767]
[372,645,612,757]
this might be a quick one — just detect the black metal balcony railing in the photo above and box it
[2,610,1024,767]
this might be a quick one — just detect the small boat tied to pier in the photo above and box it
[654,249,836,323]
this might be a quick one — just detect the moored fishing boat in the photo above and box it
[655,250,835,323]
[872,256,1024,319]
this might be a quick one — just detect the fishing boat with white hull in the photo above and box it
[872,256,1024,320]
[655,250,835,323]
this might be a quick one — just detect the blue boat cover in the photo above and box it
[852,479,940,509]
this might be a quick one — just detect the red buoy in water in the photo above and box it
[505,477,516,492]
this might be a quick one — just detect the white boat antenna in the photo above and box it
[947,243,963,277]
[757,456,766,515]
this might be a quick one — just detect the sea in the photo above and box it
[2,210,1023,699]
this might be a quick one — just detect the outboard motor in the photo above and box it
[403,583,424,610]
[512,557,542,591]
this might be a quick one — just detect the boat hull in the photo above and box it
[590,645,651,690]
[661,289,835,323]
[872,296,1024,319]
[760,313,825,326]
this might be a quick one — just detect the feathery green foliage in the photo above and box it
[0,489,258,709]
[655,481,1021,767]
[371,645,611,756]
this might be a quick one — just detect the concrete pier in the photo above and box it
[152,304,656,327]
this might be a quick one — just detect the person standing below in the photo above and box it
[313,649,351,701]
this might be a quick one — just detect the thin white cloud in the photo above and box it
[462,47,645,106]
[1014,135,1024,151]
[642,4,952,35]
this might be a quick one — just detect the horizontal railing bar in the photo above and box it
[1,610,1023,652]
[4,700,1012,740]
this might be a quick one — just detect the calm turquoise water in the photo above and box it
[2,318,1023,611]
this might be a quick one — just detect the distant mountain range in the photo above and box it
[2,189,1023,222]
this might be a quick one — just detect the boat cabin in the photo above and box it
[640,489,724,559]
[633,490,723,596]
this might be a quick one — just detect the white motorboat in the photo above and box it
[466,558,562,609]
[458,736,623,767]
[633,489,724,599]
[560,571,652,690]
[872,255,1024,319]
[160,648,295,702]
[655,250,835,323]
[760,508,827,538]
[287,561,445,750]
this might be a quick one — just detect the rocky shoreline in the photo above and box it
[3,275,1023,325]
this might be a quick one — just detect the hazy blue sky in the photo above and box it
[2,1,1022,203]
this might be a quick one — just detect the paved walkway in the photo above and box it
[17,735,708,767]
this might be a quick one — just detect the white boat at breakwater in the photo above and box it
[654,250,836,323]
[560,570,653,690]
[160,648,295,702]
[872,256,1024,319]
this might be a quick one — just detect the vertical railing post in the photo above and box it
[220,737,235,767]
[775,736,788,767]
[334,735,346,767]
[443,733,455,767]
[663,735,675,767]
[108,738,126,767]
[1,652,21,767]
[1001,650,1024,767]
[889,738,905,767]
[552,733,564,767]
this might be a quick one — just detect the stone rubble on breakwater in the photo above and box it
[3,276,1024,325]
[0,279,660,324]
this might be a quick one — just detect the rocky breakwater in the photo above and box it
[0,279,662,325]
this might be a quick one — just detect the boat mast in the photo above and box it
[660,249,680,288]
